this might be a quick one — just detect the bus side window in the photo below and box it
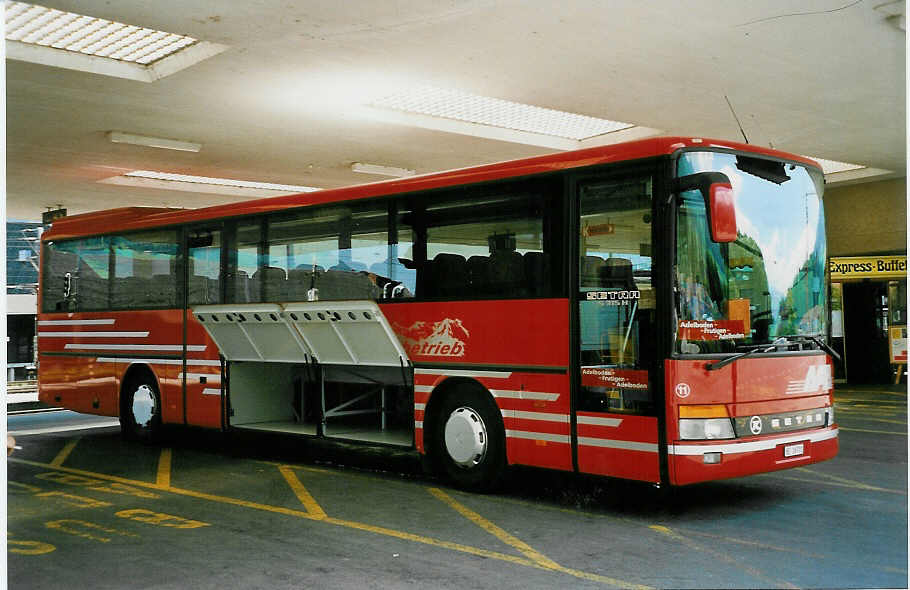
[41,237,110,312]
[188,229,222,305]
[402,178,559,300]
[229,221,263,303]
[111,230,178,309]
[266,202,392,302]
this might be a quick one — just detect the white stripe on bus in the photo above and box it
[668,428,838,456]
[501,410,569,423]
[414,369,512,379]
[65,344,206,352]
[576,415,623,427]
[38,319,116,326]
[578,437,658,453]
[505,430,570,444]
[96,357,221,366]
[202,388,222,396]
[39,331,149,338]
[415,383,559,401]
[490,389,559,402]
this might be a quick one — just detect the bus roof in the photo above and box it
[43,136,820,241]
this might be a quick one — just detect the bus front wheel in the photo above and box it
[432,387,506,492]
[120,373,162,442]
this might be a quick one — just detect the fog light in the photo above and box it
[703,452,722,464]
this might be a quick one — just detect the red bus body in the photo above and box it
[37,136,837,488]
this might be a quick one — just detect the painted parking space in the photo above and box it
[8,385,907,589]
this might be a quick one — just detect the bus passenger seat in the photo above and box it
[581,255,605,288]
[523,252,548,296]
[466,256,490,295]
[150,274,176,306]
[252,266,287,302]
[488,250,525,297]
[431,253,466,297]
[287,268,312,301]
[602,257,635,291]
[231,270,252,303]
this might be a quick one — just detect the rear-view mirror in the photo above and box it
[675,171,737,243]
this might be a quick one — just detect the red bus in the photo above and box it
[37,136,837,490]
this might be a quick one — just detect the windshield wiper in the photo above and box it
[705,337,788,371]
[787,334,843,363]
[705,335,841,371]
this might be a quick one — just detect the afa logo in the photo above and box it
[786,364,833,394]
[393,318,470,358]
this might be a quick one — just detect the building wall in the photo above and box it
[7,221,42,294]
[825,178,907,257]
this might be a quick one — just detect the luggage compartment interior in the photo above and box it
[229,361,414,447]
[193,301,415,447]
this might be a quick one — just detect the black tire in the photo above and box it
[430,386,506,492]
[120,372,162,442]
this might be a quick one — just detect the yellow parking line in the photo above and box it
[679,528,826,559]
[50,439,79,468]
[840,410,907,426]
[10,458,625,585]
[428,487,650,589]
[765,473,906,495]
[839,427,907,436]
[649,525,798,589]
[794,467,907,494]
[836,389,907,397]
[278,465,326,519]
[157,449,172,488]
[322,515,538,567]
[841,416,907,425]
[428,487,561,570]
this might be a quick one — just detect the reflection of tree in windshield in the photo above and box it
[777,211,827,337]
[675,151,827,352]
[729,234,771,341]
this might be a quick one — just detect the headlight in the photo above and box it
[679,404,736,440]
[679,418,736,440]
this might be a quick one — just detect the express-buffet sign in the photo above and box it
[829,256,907,280]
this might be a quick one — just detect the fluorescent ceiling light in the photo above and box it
[99,171,321,198]
[810,156,866,175]
[108,131,201,153]
[4,1,228,82]
[351,162,416,177]
[368,85,661,150]
[802,155,892,184]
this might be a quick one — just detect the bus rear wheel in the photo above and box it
[120,373,162,442]
[432,387,506,492]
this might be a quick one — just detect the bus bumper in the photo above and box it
[668,426,839,486]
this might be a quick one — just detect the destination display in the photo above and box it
[677,319,746,341]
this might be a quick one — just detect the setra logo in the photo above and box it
[393,318,469,358]
[749,415,763,435]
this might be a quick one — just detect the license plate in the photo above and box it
[784,443,805,457]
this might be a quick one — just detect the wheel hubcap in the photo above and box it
[131,384,156,428]
[443,407,487,467]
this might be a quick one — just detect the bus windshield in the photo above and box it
[675,151,827,354]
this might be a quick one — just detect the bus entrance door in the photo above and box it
[574,175,660,483]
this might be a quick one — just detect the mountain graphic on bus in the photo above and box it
[394,318,470,357]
